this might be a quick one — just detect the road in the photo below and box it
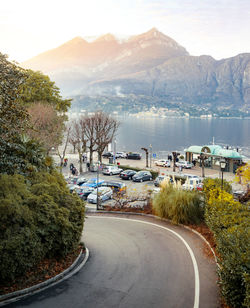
[8,215,219,308]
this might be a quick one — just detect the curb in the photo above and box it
[0,248,89,307]
[87,209,219,265]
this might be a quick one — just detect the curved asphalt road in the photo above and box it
[7,214,219,308]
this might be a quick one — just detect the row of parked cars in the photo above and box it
[102,165,153,182]
[102,152,141,160]
[153,174,203,191]
[155,159,194,169]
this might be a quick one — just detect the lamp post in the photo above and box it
[96,161,100,210]
[114,139,117,164]
[149,144,152,168]
[220,159,226,190]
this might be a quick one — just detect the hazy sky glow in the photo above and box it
[1,0,249,62]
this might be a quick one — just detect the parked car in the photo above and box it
[89,162,101,172]
[126,153,141,160]
[115,152,127,158]
[68,176,79,185]
[120,169,137,180]
[196,183,204,191]
[176,161,193,169]
[67,184,79,193]
[102,165,123,175]
[154,176,172,187]
[76,177,88,186]
[75,186,95,200]
[81,178,104,188]
[102,152,114,158]
[182,177,202,190]
[87,187,113,203]
[132,171,153,182]
[155,160,171,167]
[101,181,127,194]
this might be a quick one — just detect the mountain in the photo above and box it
[22,28,250,110]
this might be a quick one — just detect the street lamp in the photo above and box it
[96,161,100,210]
[220,159,226,190]
[149,144,152,168]
[113,139,117,164]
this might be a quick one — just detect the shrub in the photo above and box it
[153,183,204,225]
[205,188,249,308]
[0,171,85,283]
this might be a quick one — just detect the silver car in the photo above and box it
[87,187,113,203]
[102,165,123,175]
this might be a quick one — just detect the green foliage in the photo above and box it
[203,177,232,201]
[0,134,51,176]
[205,188,250,308]
[119,164,159,179]
[0,171,85,283]
[19,70,71,112]
[0,53,29,141]
[153,184,204,224]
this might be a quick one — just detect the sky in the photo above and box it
[1,0,249,62]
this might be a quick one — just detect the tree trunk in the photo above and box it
[78,152,83,174]
[89,146,94,164]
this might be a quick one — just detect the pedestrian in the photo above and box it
[72,167,76,175]
[87,162,90,171]
[70,163,74,171]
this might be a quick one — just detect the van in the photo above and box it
[182,177,203,190]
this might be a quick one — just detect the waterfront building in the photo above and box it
[184,144,244,173]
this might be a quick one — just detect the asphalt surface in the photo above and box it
[7,215,219,308]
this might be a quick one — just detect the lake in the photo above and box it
[114,116,250,159]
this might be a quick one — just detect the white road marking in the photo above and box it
[88,216,200,308]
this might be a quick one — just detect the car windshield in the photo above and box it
[87,179,96,184]
[136,171,144,175]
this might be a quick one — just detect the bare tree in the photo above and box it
[69,117,88,173]
[57,125,71,172]
[94,111,119,163]
[84,115,97,165]
[28,102,65,155]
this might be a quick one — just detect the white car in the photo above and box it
[176,161,193,169]
[155,160,171,167]
[115,152,127,158]
[87,187,113,203]
[102,165,123,175]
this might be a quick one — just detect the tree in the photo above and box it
[84,115,97,165]
[18,69,71,112]
[57,125,71,172]
[69,118,88,173]
[28,103,65,154]
[94,111,119,163]
[0,53,29,141]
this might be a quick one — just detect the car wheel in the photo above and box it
[140,179,143,183]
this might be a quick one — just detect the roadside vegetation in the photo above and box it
[153,180,204,224]
[152,174,249,308]
[0,53,85,286]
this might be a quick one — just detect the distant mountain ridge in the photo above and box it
[22,28,250,109]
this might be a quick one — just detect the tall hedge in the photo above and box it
[204,185,249,308]
[0,171,85,283]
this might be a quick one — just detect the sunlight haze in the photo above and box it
[1,0,249,62]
